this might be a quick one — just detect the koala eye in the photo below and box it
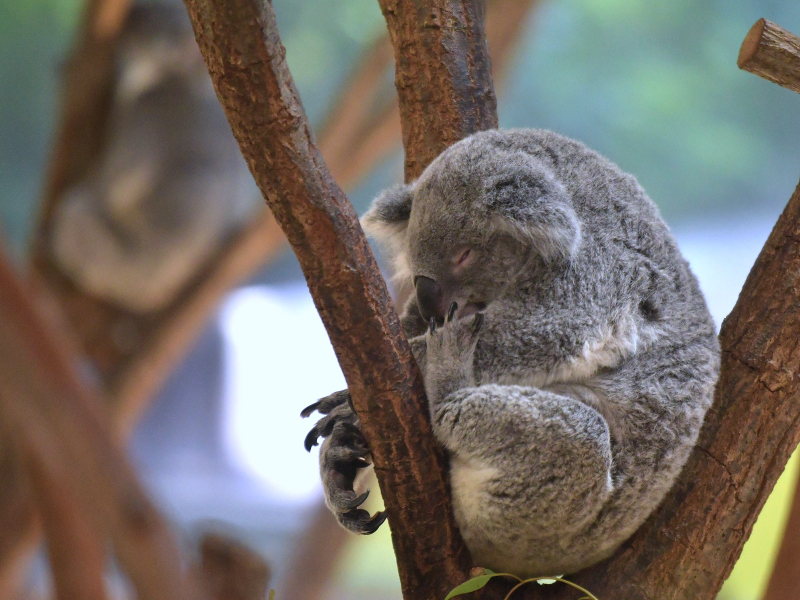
[453,248,474,269]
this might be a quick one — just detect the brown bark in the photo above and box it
[377,0,499,181]
[177,0,505,596]
[23,454,108,600]
[195,533,271,600]
[738,19,800,95]
[762,475,800,600]
[278,502,350,600]
[0,246,192,600]
[33,0,130,236]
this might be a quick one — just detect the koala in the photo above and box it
[303,129,720,577]
[49,2,259,313]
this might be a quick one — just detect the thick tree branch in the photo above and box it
[377,0,499,181]
[762,473,800,600]
[738,19,800,95]
[179,1,476,598]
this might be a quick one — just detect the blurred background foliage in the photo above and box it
[2,0,800,598]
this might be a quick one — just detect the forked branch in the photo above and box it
[179,1,480,598]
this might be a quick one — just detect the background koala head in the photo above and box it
[363,132,582,321]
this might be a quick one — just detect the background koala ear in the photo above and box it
[360,184,413,246]
[485,165,582,262]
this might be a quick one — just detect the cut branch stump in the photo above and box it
[738,19,800,95]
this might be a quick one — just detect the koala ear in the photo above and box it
[486,166,581,261]
[361,184,413,246]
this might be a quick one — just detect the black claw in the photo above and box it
[304,429,319,452]
[429,317,436,334]
[447,302,458,322]
[352,457,371,469]
[300,401,320,418]
[347,393,355,412]
[342,490,370,510]
[473,313,484,334]
[363,511,388,534]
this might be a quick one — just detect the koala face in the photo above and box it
[363,134,582,321]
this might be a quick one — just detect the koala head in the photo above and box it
[362,133,582,321]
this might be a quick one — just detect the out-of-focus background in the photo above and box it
[2,0,800,598]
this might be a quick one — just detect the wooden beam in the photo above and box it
[738,19,800,95]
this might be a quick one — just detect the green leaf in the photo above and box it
[444,570,500,599]
[268,590,276,600]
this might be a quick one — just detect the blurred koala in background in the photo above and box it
[49,1,259,313]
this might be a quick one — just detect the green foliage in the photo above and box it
[443,570,498,599]
[443,568,599,600]
[500,0,800,222]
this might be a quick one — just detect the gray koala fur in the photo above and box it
[49,2,259,313]
[303,128,720,577]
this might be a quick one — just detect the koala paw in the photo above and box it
[424,303,483,401]
[302,390,387,535]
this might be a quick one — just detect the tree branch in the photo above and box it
[0,245,192,600]
[377,0,499,181]
[195,533,271,600]
[280,3,539,595]
[32,0,131,238]
[738,19,800,95]
[762,470,800,600]
[23,451,108,600]
[178,0,504,596]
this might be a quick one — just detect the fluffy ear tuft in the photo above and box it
[361,184,414,285]
[486,163,581,261]
[361,184,413,245]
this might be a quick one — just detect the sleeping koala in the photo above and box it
[303,129,719,576]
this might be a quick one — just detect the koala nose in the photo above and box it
[414,276,444,320]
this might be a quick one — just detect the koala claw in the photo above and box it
[447,301,458,322]
[304,428,321,452]
[473,312,484,334]
[304,412,338,451]
[429,316,437,334]
[338,509,388,535]
[341,490,370,510]
[300,388,351,418]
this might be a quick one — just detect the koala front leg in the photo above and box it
[423,302,483,402]
[302,393,387,534]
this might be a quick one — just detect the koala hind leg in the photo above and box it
[432,385,614,577]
